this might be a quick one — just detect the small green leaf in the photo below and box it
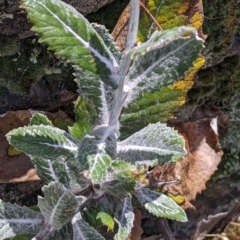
[96,212,115,231]
[30,113,52,126]
[31,156,90,193]
[31,157,68,184]
[82,208,99,228]
[74,67,115,126]
[21,0,119,88]
[6,125,78,160]
[118,122,185,165]
[0,200,44,240]
[82,207,114,231]
[68,97,93,141]
[38,182,79,230]
[134,188,187,222]
[114,198,134,240]
[77,125,118,183]
[72,212,105,240]
[87,153,111,183]
[101,160,136,198]
[92,23,121,63]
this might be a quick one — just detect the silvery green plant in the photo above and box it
[2,0,204,239]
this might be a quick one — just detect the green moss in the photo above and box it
[188,55,240,108]
[0,36,20,57]
[202,0,240,67]
[0,37,75,96]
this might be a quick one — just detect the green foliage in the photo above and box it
[3,0,205,239]
[134,188,187,222]
[121,28,204,137]
[68,97,93,140]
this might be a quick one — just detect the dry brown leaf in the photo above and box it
[111,3,130,51]
[0,110,73,183]
[150,112,227,209]
[127,208,143,240]
[193,200,240,240]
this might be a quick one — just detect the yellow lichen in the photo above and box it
[188,12,203,30]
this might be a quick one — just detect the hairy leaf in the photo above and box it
[114,197,134,240]
[74,67,114,126]
[77,125,118,183]
[68,97,93,141]
[38,182,79,230]
[0,200,44,240]
[121,27,204,136]
[118,122,185,165]
[31,156,90,194]
[30,113,52,126]
[21,0,119,88]
[101,160,136,198]
[72,212,105,240]
[31,156,69,184]
[134,188,187,222]
[6,125,78,160]
[92,23,121,63]
[48,223,73,240]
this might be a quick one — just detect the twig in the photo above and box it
[139,1,163,32]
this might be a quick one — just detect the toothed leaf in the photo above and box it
[77,126,118,183]
[114,198,134,240]
[21,0,119,88]
[6,125,78,160]
[118,122,185,165]
[68,97,93,141]
[121,27,204,137]
[72,212,105,240]
[0,200,44,240]
[30,113,52,126]
[38,182,79,231]
[134,188,187,222]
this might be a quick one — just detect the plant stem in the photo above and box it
[108,0,140,128]
[108,51,132,128]
[125,0,140,51]
[32,224,52,240]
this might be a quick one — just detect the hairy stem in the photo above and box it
[108,0,140,128]
[125,0,140,51]
[32,224,52,240]
[108,51,132,128]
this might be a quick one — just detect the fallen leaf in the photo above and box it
[149,111,227,209]
[0,110,73,183]
[193,200,240,240]
[127,208,143,240]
